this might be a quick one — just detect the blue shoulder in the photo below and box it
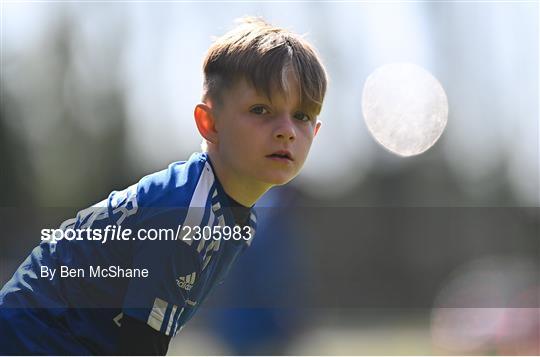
[136,152,208,209]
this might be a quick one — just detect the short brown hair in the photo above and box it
[202,17,327,117]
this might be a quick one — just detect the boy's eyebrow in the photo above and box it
[252,92,272,102]
[246,95,272,106]
[248,97,316,117]
[248,80,316,114]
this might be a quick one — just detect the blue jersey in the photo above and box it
[0,152,257,354]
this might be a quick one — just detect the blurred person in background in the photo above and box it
[207,186,312,355]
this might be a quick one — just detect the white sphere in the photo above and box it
[362,63,448,157]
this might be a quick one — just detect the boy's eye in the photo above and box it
[250,106,269,115]
[293,111,311,122]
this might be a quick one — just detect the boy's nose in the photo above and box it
[273,115,296,142]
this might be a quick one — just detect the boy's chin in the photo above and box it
[261,174,297,187]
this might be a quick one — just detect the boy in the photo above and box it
[0,17,327,355]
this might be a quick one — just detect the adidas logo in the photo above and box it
[176,272,196,291]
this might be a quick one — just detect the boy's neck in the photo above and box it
[206,151,270,207]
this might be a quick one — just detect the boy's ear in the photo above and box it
[314,120,322,137]
[194,103,218,144]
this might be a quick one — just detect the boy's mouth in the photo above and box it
[266,150,293,161]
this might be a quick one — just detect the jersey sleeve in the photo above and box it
[57,175,203,336]
[121,236,202,336]
[118,172,204,337]
[55,183,140,236]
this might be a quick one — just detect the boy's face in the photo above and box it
[212,73,321,188]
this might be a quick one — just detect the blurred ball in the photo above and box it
[362,63,448,157]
